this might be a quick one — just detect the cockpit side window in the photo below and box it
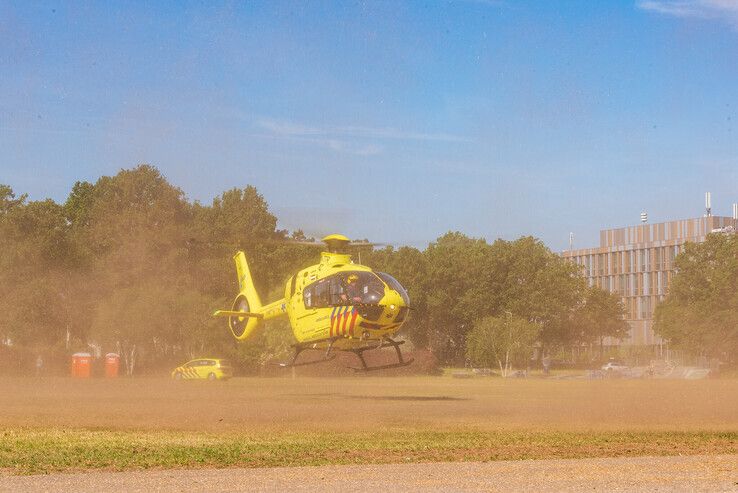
[304,272,386,308]
[303,278,331,308]
[330,271,385,305]
[314,279,331,306]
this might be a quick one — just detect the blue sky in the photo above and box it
[2,0,737,250]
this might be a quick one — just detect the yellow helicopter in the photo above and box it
[213,234,413,371]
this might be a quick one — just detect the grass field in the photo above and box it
[1,376,736,474]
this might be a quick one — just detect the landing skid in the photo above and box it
[277,337,341,368]
[277,336,414,371]
[349,337,414,372]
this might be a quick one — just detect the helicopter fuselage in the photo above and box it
[215,235,414,370]
[282,251,410,350]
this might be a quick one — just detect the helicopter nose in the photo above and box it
[382,290,405,316]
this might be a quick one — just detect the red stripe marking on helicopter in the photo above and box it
[334,307,343,337]
[341,306,350,335]
[333,307,340,336]
[329,307,336,337]
[349,308,358,336]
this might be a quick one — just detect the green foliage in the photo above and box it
[63,181,95,229]
[487,236,584,348]
[466,315,539,375]
[0,190,80,349]
[571,286,629,353]
[411,233,587,364]
[654,234,738,362]
[0,167,292,375]
[0,185,27,217]
[0,166,632,373]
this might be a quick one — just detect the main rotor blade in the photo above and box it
[282,240,323,247]
[347,241,389,247]
[188,237,393,249]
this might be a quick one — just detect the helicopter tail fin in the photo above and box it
[234,251,262,310]
[219,251,264,341]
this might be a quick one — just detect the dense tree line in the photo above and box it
[654,234,738,365]
[1,165,629,375]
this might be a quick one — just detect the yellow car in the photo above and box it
[171,358,233,381]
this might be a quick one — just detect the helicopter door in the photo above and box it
[292,275,314,318]
[298,277,332,340]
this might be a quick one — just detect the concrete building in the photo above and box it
[563,214,736,347]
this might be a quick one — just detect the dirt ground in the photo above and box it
[2,455,736,492]
[0,376,736,432]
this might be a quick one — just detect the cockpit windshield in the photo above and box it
[303,271,386,308]
[375,272,410,306]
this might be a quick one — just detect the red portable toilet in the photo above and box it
[104,353,120,378]
[71,352,92,378]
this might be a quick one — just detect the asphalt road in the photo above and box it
[3,455,736,492]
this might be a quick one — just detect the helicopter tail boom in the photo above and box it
[216,251,289,341]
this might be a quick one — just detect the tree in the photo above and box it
[0,165,620,374]
[0,168,305,374]
[423,232,494,362]
[421,234,585,364]
[191,186,284,295]
[81,164,190,258]
[363,232,588,366]
[571,286,628,357]
[0,196,77,349]
[64,181,96,230]
[74,165,193,373]
[0,185,27,215]
[654,234,738,363]
[489,237,584,351]
[466,314,539,376]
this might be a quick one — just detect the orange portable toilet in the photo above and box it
[104,353,120,378]
[71,352,92,378]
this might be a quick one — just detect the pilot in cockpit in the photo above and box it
[342,273,363,303]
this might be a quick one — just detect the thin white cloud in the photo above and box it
[322,138,383,156]
[637,0,738,27]
[256,118,471,144]
[253,117,470,156]
[330,124,471,143]
[257,119,322,137]
[246,128,384,156]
